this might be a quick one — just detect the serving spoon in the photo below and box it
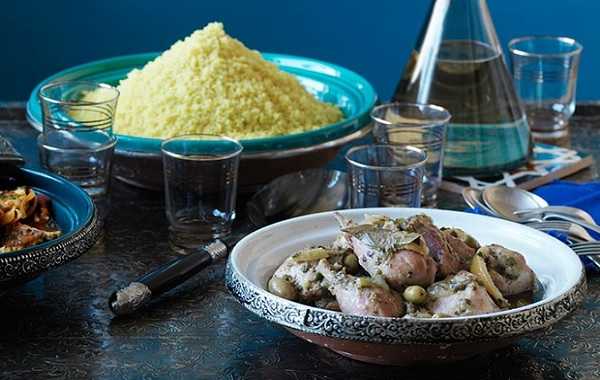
[514,206,596,225]
[109,169,349,316]
[481,186,547,222]
[482,186,600,235]
[464,186,595,224]
[462,187,495,216]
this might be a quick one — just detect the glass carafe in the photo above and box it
[393,0,530,176]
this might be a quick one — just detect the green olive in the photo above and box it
[343,253,360,274]
[268,276,298,301]
[403,285,428,304]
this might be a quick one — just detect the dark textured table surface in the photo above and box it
[0,104,599,380]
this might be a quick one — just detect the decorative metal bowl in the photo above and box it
[0,168,101,286]
[225,208,586,365]
[26,53,377,191]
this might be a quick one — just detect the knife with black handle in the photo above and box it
[109,240,229,316]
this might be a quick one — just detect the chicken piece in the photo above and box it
[272,248,344,302]
[342,224,437,289]
[442,229,477,267]
[317,259,405,317]
[331,213,355,251]
[427,271,500,317]
[26,194,53,230]
[0,222,61,253]
[479,244,536,296]
[441,227,480,250]
[405,215,464,278]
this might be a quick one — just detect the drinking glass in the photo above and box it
[161,134,242,254]
[508,36,583,136]
[37,131,116,198]
[345,144,427,208]
[371,102,450,206]
[39,81,119,200]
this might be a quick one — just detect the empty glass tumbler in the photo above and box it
[38,81,118,198]
[346,144,427,208]
[161,134,242,254]
[509,36,583,135]
[371,103,450,206]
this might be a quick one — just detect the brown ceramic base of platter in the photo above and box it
[113,126,370,193]
[289,329,516,366]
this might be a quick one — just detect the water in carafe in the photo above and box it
[393,0,530,176]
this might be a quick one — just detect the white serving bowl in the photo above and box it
[225,208,586,365]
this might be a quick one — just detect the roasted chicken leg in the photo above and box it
[427,270,500,317]
[342,224,437,289]
[479,244,535,296]
[317,259,405,317]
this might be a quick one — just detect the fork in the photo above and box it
[525,221,595,242]
[570,242,600,256]
[525,221,600,270]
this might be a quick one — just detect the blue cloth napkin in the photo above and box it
[533,181,600,219]
[534,181,600,272]
[466,181,600,273]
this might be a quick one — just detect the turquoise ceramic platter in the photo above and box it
[0,168,101,284]
[26,52,377,153]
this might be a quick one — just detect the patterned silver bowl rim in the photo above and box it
[225,262,587,344]
[0,209,101,283]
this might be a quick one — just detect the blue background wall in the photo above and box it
[2,1,598,101]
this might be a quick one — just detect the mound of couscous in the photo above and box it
[89,22,343,139]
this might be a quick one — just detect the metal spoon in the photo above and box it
[483,186,600,234]
[514,206,597,225]
[462,187,495,216]
[464,186,595,225]
[482,186,547,222]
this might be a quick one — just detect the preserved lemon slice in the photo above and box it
[292,248,330,263]
[470,253,509,307]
